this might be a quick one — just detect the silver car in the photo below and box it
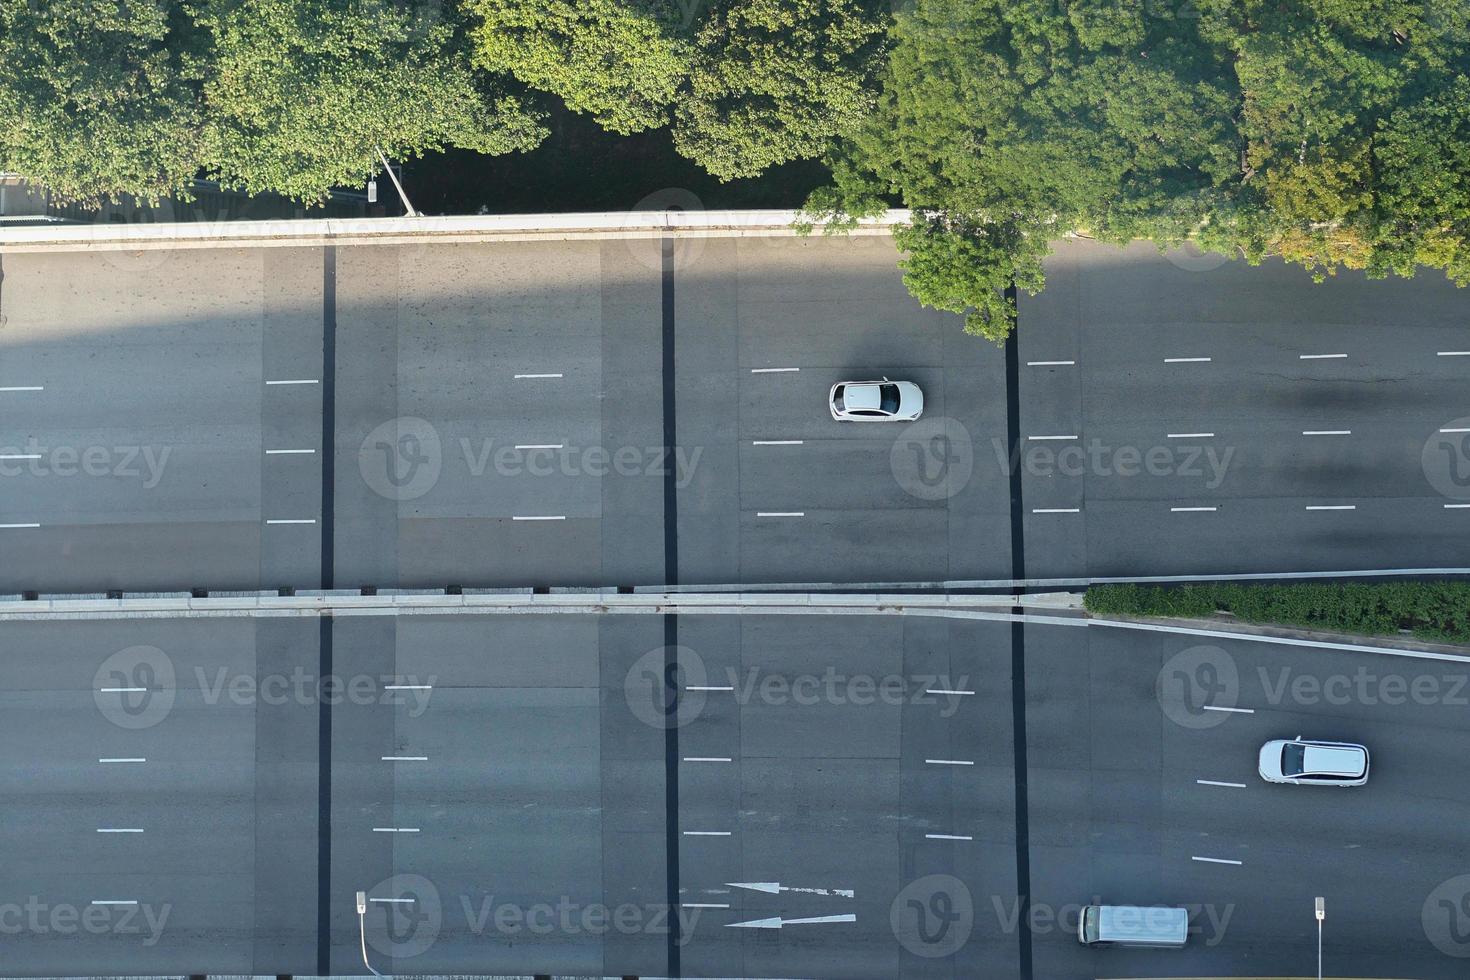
[1258,736,1369,787]
[829,378,924,421]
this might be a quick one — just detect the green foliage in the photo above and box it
[1085,582,1470,644]
[0,0,206,204]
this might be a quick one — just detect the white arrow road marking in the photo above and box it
[726,914,857,929]
[726,882,855,898]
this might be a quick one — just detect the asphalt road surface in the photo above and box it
[3,235,1466,594]
[4,610,1470,978]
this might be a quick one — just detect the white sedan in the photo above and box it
[1258,736,1370,787]
[829,379,924,421]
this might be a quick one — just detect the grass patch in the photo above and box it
[1084,581,1470,644]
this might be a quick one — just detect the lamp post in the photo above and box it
[1315,896,1325,979]
[374,147,418,217]
[357,890,387,977]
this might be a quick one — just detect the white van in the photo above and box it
[1078,904,1189,948]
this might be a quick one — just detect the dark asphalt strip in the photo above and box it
[1004,288,1035,980]
[661,238,683,976]
[321,246,337,590]
[316,615,333,975]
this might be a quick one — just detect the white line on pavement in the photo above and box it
[1192,856,1243,866]
[1302,430,1351,436]
[1203,705,1254,714]
[97,828,144,833]
[371,898,416,905]
[757,512,804,517]
[683,831,732,837]
[925,833,973,841]
[1164,357,1212,363]
[91,901,137,906]
[266,519,316,525]
[514,444,565,450]
[266,449,316,455]
[99,687,147,693]
[384,684,432,690]
[0,523,40,529]
[683,757,733,763]
[683,903,731,909]
[1167,433,1215,439]
[1441,427,1470,434]
[371,827,420,833]
[1437,352,1470,357]
[687,685,734,692]
[512,515,566,521]
[1299,353,1348,360]
[1306,505,1357,511]
[1197,779,1247,789]
[0,454,42,460]
[99,758,146,764]
[1027,360,1075,366]
[1032,508,1080,514]
[1447,504,1470,509]
[750,367,800,373]
[514,373,563,379]
[0,386,44,392]
[265,379,318,385]
[382,756,428,762]
[925,759,974,766]
[926,689,974,696]
[1027,435,1078,441]
[752,440,804,446]
[1171,506,1217,512]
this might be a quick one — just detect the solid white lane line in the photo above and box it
[925,759,975,766]
[1203,705,1253,714]
[1441,427,1470,433]
[0,523,41,529]
[1171,506,1217,512]
[91,900,137,906]
[1027,360,1075,366]
[1303,429,1351,436]
[687,685,734,692]
[1167,433,1215,439]
[382,756,428,762]
[1306,505,1357,511]
[684,757,733,763]
[926,689,975,696]
[514,444,565,450]
[750,367,800,373]
[1438,351,1470,357]
[757,512,804,517]
[0,386,45,392]
[99,758,146,764]
[925,833,973,841]
[512,515,566,521]
[1197,779,1247,789]
[1165,357,1212,363]
[371,827,420,833]
[683,831,732,837]
[752,440,803,446]
[99,687,147,693]
[266,449,316,455]
[1192,856,1243,866]
[1032,508,1080,514]
[1027,434,1078,441]
[1299,353,1348,360]
[514,373,563,379]
[683,903,730,909]
[266,519,316,525]
[97,828,144,833]
[265,379,318,386]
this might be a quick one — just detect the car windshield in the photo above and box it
[880,384,901,415]
[833,386,845,412]
[1282,743,1306,776]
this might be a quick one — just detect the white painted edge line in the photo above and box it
[1302,430,1351,436]
[1164,357,1212,363]
[514,373,563,379]
[1438,351,1470,357]
[1306,505,1356,511]
[514,444,565,450]
[266,519,317,525]
[1167,432,1215,439]
[99,758,146,763]
[512,515,566,521]
[683,757,733,763]
[97,828,144,833]
[751,367,800,373]
[0,523,40,528]
[1027,360,1075,366]
[1441,427,1470,434]
[371,827,420,833]
[926,689,975,696]
[91,900,138,906]
[266,449,316,455]
[1032,508,1080,514]
[382,756,428,762]
[1192,856,1243,866]
[687,685,735,692]
[1299,353,1348,360]
[925,834,973,841]
[683,831,732,837]
[0,385,44,392]
[757,512,804,517]
[1202,705,1254,714]
[265,379,318,385]
[683,903,730,909]
[1171,506,1217,512]
[1197,779,1247,789]
[1027,435,1078,441]
[752,440,804,446]
[925,759,975,766]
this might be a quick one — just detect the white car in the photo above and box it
[1258,736,1369,787]
[829,378,924,421]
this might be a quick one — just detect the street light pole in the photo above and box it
[1315,896,1325,979]
[374,147,418,218]
[357,890,387,978]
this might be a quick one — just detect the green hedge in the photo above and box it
[1084,582,1470,644]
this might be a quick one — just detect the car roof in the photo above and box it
[843,383,883,411]
[1300,744,1364,776]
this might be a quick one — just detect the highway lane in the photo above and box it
[1019,238,1470,579]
